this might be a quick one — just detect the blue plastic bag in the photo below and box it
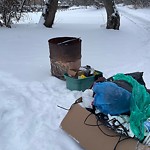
[93,82,131,115]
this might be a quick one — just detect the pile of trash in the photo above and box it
[81,72,150,146]
[64,65,103,91]
[67,65,101,79]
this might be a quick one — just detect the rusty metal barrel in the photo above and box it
[48,37,82,80]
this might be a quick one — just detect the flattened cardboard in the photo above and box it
[67,69,78,77]
[61,103,150,150]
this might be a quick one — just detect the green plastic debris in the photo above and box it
[113,73,150,141]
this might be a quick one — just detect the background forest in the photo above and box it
[0,0,150,28]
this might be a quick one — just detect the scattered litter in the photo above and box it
[64,65,103,91]
[61,72,150,150]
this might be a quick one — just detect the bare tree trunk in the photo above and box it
[103,0,120,30]
[43,0,58,28]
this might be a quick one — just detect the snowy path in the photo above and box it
[118,6,150,31]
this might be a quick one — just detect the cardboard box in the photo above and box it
[60,103,150,150]
[67,69,78,77]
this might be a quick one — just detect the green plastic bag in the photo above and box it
[113,73,150,141]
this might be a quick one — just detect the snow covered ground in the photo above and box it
[0,5,150,150]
